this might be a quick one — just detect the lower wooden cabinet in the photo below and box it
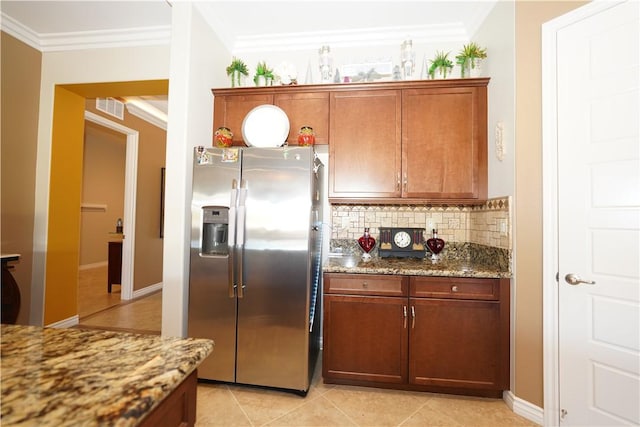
[323,273,510,398]
[323,294,408,385]
[139,369,198,427]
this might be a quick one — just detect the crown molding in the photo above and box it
[0,12,170,52]
[0,12,41,50]
[2,10,469,54]
[231,24,469,54]
[125,101,168,131]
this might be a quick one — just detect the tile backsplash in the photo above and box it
[329,197,511,250]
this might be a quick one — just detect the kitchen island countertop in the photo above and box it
[0,324,213,426]
[323,255,511,279]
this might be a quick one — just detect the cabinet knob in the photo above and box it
[362,281,368,288]
[451,285,459,292]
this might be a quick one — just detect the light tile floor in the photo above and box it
[77,266,161,334]
[78,267,538,426]
[195,354,538,427]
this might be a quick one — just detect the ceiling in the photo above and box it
[1,1,498,52]
[0,1,497,123]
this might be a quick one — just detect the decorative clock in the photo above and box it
[378,227,426,259]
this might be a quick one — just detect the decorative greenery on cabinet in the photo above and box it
[455,42,487,78]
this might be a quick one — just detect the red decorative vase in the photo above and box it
[426,229,445,261]
[297,126,315,146]
[358,228,376,254]
[214,127,233,147]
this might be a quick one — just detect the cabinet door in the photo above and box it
[323,295,407,384]
[402,86,487,200]
[329,90,401,200]
[213,94,273,146]
[409,298,506,390]
[275,92,329,145]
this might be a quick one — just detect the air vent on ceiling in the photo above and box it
[96,97,124,120]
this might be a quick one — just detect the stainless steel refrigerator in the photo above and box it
[188,146,323,394]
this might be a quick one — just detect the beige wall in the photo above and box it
[514,0,587,407]
[0,32,42,324]
[80,121,126,266]
[128,114,167,291]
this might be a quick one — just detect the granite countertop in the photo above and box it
[0,324,213,427]
[323,255,510,278]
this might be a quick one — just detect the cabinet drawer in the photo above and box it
[324,273,407,296]
[410,277,498,301]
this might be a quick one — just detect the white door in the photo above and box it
[556,1,639,425]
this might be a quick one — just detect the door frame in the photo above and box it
[541,2,625,425]
[84,111,138,300]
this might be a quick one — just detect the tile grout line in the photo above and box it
[254,391,327,426]
[318,394,360,426]
[396,399,431,427]
[226,384,256,427]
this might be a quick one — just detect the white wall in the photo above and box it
[30,45,170,325]
[162,3,230,337]
[474,1,516,198]
[472,0,516,394]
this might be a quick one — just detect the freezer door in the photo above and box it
[236,147,314,391]
[188,147,241,382]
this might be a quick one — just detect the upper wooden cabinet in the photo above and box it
[212,78,488,203]
[326,79,489,203]
[402,86,487,200]
[213,93,273,146]
[212,86,329,146]
[329,89,402,198]
[275,92,329,145]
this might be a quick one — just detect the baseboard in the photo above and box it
[132,282,162,299]
[503,390,544,426]
[79,261,108,271]
[47,315,79,328]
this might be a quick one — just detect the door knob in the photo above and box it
[565,273,596,286]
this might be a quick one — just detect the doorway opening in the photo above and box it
[42,79,168,330]
[78,112,136,319]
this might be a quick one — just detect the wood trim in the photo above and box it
[138,369,198,427]
[212,78,491,96]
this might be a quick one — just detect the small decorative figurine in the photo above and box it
[426,229,445,262]
[214,127,233,147]
[358,227,376,261]
[297,126,315,146]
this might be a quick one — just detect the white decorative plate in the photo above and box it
[241,105,290,147]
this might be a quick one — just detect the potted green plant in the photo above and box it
[455,42,487,78]
[226,57,249,87]
[253,61,273,86]
[428,51,454,79]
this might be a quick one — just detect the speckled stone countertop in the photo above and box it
[324,241,511,279]
[0,324,213,427]
[323,256,510,278]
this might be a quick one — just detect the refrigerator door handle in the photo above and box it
[228,180,238,298]
[236,180,248,298]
